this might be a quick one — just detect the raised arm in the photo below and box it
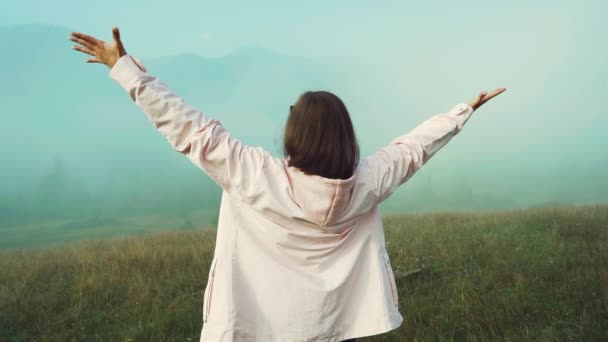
[109,54,268,195]
[361,88,506,204]
[69,27,268,199]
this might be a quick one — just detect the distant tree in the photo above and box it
[28,156,92,220]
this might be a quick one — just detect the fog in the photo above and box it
[1,1,606,246]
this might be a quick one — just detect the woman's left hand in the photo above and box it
[69,27,127,68]
[468,88,507,112]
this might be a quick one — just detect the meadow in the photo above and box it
[1,204,606,341]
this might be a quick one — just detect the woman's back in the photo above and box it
[199,156,404,341]
[197,102,474,340]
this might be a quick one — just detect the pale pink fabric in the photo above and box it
[109,54,474,341]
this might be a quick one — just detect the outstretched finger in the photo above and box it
[112,27,121,43]
[71,32,101,46]
[72,45,96,57]
[483,87,507,102]
[69,36,96,51]
[86,57,102,64]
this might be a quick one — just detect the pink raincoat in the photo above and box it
[109,54,474,341]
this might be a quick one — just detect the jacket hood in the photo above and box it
[283,159,356,227]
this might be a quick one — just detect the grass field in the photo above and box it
[1,204,607,341]
[0,209,218,249]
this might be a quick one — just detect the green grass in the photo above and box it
[1,204,607,341]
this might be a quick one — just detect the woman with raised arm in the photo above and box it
[69,27,506,342]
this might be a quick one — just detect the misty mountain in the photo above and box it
[0,24,355,224]
[1,23,605,228]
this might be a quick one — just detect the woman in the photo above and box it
[69,27,506,342]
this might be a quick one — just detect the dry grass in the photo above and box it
[1,204,607,341]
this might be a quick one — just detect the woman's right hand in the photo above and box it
[469,87,507,111]
[69,27,127,69]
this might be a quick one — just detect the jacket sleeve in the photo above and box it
[108,54,268,199]
[360,103,474,204]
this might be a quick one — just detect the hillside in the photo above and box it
[1,204,607,341]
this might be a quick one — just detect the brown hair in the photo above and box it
[282,91,360,180]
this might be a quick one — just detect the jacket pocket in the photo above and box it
[383,253,398,306]
[203,257,218,323]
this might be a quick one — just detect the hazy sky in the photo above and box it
[0,0,603,59]
[3,0,605,146]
